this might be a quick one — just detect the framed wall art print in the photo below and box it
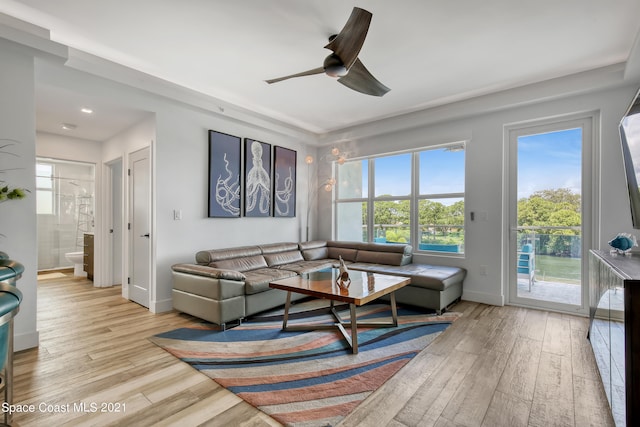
[273,146,296,217]
[208,130,242,218]
[244,138,271,217]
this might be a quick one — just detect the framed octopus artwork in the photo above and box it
[273,146,296,217]
[208,130,242,218]
[243,138,272,217]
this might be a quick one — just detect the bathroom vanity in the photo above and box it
[83,233,94,281]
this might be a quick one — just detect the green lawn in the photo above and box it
[534,254,581,284]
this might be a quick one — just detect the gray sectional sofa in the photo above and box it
[171,240,466,327]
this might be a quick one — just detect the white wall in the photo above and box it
[0,43,38,351]
[37,132,102,160]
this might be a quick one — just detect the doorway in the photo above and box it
[506,115,594,315]
[35,157,95,272]
[106,158,123,286]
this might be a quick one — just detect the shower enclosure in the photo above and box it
[36,158,95,271]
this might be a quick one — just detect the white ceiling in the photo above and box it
[2,0,640,141]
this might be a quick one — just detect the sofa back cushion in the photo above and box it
[210,255,268,272]
[264,250,304,267]
[196,245,262,265]
[327,247,358,262]
[302,247,329,261]
[299,241,329,260]
[355,250,406,266]
[355,243,413,266]
[259,242,299,254]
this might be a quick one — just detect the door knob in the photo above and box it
[141,233,150,238]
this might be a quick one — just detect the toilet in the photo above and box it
[64,251,86,277]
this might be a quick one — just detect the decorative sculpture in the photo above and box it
[336,255,351,288]
[608,233,638,254]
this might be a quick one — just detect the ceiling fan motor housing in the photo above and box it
[323,53,348,77]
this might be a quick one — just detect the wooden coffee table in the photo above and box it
[269,269,411,354]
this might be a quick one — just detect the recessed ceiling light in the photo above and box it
[81,107,93,114]
[61,123,77,130]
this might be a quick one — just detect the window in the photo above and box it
[36,162,54,215]
[335,143,465,254]
[417,145,465,253]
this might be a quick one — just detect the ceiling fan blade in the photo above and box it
[338,59,390,97]
[265,67,324,84]
[324,7,372,70]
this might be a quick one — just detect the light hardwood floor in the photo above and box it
[10,272,614,426]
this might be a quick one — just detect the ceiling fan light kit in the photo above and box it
[265,7,390,97]
[323,53,348,78]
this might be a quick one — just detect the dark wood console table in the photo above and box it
[589,250,640,426]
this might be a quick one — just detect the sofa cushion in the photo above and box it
[348,262,466,291]
[243,268,298,295]
[210,255,268,272]
[355,243,413,266]
[327,242,360,262]
[298,240,328,250]
[276,259,335,274]
[259,242,299,254]
[408,265,466,290]
[302,246,329,261]
[355,250,406,266]
[358,242,411,254]
[264,250,304,267]
[171,263,246,281]
[196,245,262,265]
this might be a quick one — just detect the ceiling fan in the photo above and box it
[265,7,390,97]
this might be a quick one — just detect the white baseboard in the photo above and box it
[150,298,173,313]
[461,290,504,306]
[14,330,39,352]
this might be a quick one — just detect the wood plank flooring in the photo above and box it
[9,273,614,426]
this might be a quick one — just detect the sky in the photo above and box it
[517,127,582,199]
[346,147,466,198]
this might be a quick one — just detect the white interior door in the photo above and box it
[129,147,151,307]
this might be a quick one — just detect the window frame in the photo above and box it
[334,142,466,256]
[36,161,55,216]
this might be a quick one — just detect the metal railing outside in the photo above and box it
[517,226,581,284]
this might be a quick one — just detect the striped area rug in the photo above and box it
[150,300,460,426]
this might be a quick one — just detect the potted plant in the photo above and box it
[0,139,28,203]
